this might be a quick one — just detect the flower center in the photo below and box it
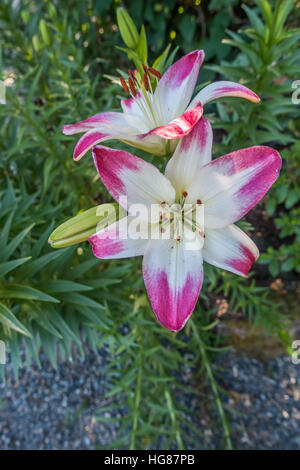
[120,66,164,129]
[159,193,205,242]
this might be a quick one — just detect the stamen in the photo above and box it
[128,70,137,84]
[120,77,129,94]
[182,191,188,198]
[142,64,149,75]
[197,199,202,205]
[148,67,162,79]
[143,73,150,91]
[128,77,137,97]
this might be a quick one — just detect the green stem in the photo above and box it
[190,319,232,450]
[165,389,185,450]
[130,349,143,450]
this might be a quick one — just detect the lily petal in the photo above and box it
[143,231,203,331]
[73,130,110,161]
[62,112,132,135]
[154,50,205,123]
[203,224,259,277]
[165,117,212,194]
[145,103,203,140]
[63,111,168,159]
[89,216,149,259]
[186,146,281,228]
[92,146,175,218]
[190,80,260,107]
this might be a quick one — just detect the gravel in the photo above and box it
[0,349,299,450]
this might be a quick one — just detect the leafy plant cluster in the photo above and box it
[0,0,298,449]
[205,0,300,278]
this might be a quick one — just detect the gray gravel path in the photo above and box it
[0,349,299,450]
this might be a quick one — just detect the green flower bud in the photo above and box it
[116,7,139,49]
[32,34,41,52]
[48,203,126,249]
[48,4,57,20]
[39,19,52,46]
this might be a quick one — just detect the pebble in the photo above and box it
[0,349,299,450]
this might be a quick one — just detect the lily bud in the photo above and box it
[39,19,52,46]
[116,7,139,49]
[49,203,126,249]
[32,34,41,52]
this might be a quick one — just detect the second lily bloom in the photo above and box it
[63,50,260,160]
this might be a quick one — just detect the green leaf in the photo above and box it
[0,224,35,262]
[38,280,93,293]
[18,249,68,279]
[0,256,31,277]
[152,43,171,73]
[0,285,60,303]
[0,302,32,337]
[137,25,147,63]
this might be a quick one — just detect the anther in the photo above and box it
[197,199,202,205]
[128,70,137,84]
[128,77,137,96]
[142,64,149,75]
[177,236,181,242]
[182,191,188,198]
[120,77,129,94]
[143,73,150,91]
[161,201,166,207]
[148,67,162,79]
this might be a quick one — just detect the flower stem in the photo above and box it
[190,319,232,450]
[165,389,185,450]
[130,349,143,450]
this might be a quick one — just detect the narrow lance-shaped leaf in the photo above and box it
[0,302,32,338]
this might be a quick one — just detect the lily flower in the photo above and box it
[63,50,260,161]
[88,118,281,331]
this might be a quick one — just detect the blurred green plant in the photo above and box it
[207,0,300,147]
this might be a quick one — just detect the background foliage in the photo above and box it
[0,0,299,449]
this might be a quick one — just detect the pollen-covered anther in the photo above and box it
[128,77,137,97]
[120,76,129,94]
[142,64,149,76]
[182,191,188,198]
[197,199,202,205]
[148,67,162,79]
[176,236,181,242]
[143,73,150,91]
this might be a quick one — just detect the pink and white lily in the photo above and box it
[88,118,281,331]
[63,50,260,161]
